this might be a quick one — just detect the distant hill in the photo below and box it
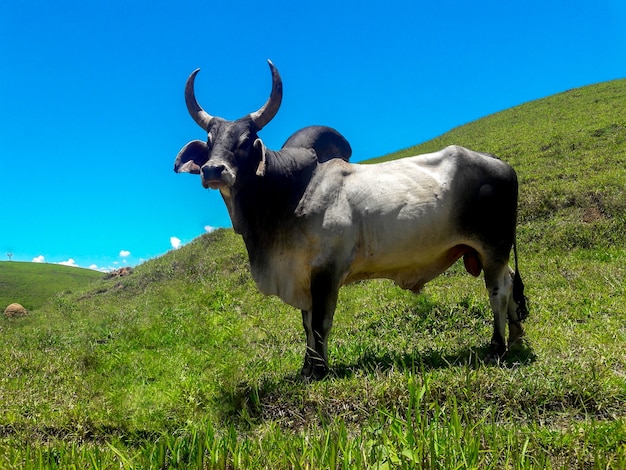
[0,261,102,311]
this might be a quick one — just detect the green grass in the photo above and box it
[0,261,102,311]
[1,79,625,468]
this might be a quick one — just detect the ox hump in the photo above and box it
[282,126,352,163]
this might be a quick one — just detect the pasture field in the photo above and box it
[0,79,625,468]
[0,262,102,312]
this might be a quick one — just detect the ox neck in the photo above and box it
[227,146,318,239]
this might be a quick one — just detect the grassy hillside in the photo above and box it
[0,261,102,311]
[373,78,626,252]
[1,79,625,468]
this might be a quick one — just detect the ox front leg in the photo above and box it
[300,273,339,381]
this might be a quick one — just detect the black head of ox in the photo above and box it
[174,61,351,234]
[174,60,283,190]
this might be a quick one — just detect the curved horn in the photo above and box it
[249,60,283,129]
[185,69,213,131]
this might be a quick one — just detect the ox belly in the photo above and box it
[345,241,470,292]
[342,201,469,291]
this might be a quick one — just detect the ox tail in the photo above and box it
[512,239,529,321]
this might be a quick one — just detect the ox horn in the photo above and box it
[185,68,213,131]
[249,59,283,129]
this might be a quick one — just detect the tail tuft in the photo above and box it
[512,270,529,321]
[512,239,529,321]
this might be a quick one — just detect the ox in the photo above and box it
[174,60,529,381]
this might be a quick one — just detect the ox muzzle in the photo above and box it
[201,162,235,189]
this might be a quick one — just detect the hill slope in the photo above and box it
[374,78,626,251]
[0,79,624,467]
[0,261,102,311]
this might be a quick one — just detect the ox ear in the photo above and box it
[174,140,209,174]
[253,138,267,176]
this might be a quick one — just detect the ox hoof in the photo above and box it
[299,365,330,382]
[483,352,503,365]
[484,342,507,364]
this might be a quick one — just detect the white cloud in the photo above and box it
[32,255,45,263]
[58,259,78,267]
[119,250,131,257]
[170,236,182,250]
[204,225,216,233]
[92,265,115,273]
[88,264,112,273]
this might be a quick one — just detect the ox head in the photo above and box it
[174,60,283,189]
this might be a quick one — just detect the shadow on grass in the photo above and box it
[331,341,537,380]
[218,342,537,428]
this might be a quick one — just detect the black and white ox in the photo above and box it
[174,60,529,380]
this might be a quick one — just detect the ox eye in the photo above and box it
[238,132,251,148]
[207,133,214,147]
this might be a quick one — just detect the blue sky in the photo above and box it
[1,0,625,271]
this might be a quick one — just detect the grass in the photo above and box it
[0,261,102,311]
[1,78,625,468]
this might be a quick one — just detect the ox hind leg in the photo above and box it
[300,271,340,381]
[483,260,527,360]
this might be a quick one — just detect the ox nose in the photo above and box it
[202,164,225,181]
